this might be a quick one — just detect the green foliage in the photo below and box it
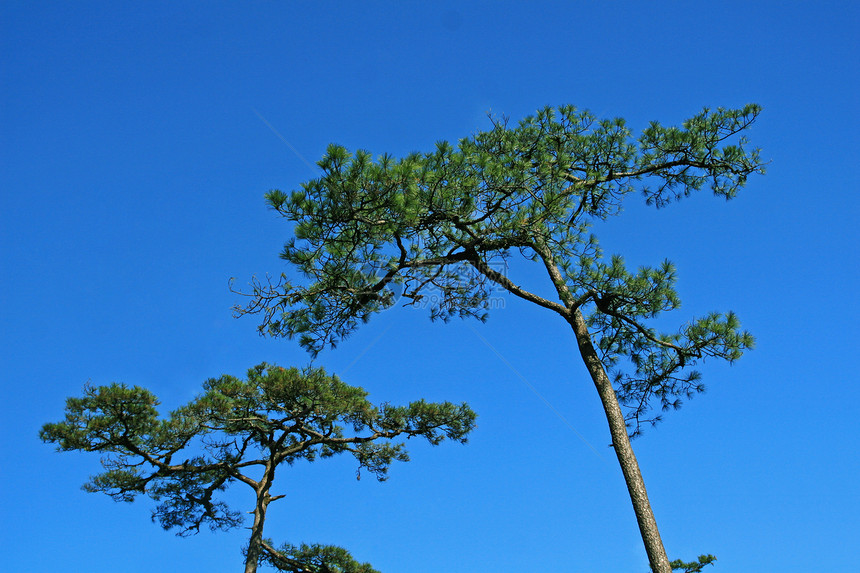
[235,104,763,435]
[42,364,476,569]
[255,540,380,573]
[668,554,717,572]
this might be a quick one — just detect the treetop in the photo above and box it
[233,104,762,436]
[40,363,477,530]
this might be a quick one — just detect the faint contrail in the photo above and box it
[251,107,319,175]
[467,323,605,460]
[340,323,394,375]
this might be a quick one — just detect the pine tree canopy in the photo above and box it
[41,363,476,572]
[235,104,763,436]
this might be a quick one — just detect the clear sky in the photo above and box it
[2,1,858,571]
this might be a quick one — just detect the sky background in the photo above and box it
[2,1,858,571]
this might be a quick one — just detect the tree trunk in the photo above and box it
[245,477,273,573]
[569,308,672,573]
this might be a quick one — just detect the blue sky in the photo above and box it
[2,1,858,571]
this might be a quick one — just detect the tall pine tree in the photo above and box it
[235,104,764,571]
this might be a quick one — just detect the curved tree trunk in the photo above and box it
[569,309,672,573]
